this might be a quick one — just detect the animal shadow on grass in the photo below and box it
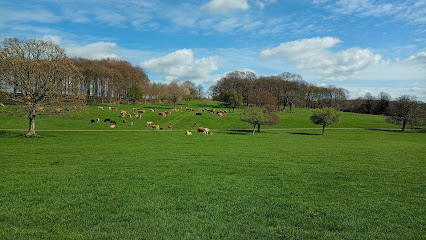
[290,132,321,136]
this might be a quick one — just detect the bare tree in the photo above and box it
[0,38,84,137]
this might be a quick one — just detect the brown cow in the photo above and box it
[152,125,160,130]
[55,108,62,113]
[138,110,146,114]
[150,109,155,112]
[146,121,153,127]
[168,125,173,130]
[0,103,4,107]
[98,106,104,110]
[112,107,118,111]
[123,119,127,125]
[132,108,140,111]
[197,127,209,135]
[159,112,166,117]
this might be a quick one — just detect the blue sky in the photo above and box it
[1,0,425,100]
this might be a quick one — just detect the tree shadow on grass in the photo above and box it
[289,132,321,136]
[366,128,425,134]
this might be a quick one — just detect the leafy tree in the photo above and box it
[386,95,425,131]
[0,38,84,137]
[127,84,144,104]
[309,107,341,135]
[168,80,189,109]
[183,94,193,102]
[223,89,243,112]
[240,107,280,135]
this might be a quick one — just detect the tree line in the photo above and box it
[211,71,349,111]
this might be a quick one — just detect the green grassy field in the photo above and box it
[0,102,425,239]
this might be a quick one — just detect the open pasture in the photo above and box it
[0,101,402,132]
[0,102,425,239]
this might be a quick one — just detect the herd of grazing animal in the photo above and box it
[90,105,232,134]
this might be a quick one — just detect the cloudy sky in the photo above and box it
[1,0,425,100]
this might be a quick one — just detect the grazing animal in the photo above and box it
[123,119,127,125]
[217,112,223,117]
[198,127,209,135]
[209,131,214,135]
[96,118,100,123]
[110,120,117,125]
[150,109,155,112]
[138,110,146,114]
[110,124,116,128]
[36,107,44,111]
[0,103,4,107]
[112,107,117,111]
[193,122,198,127]
[159,112,166,117]
[131,122,133,126]
[98,106,104,110]
[146,121,153,127]
[168,125,173,130]
[55,108,62,113]
[108,107,112,111]
[90,119,95,124]
[132,108,140,111]
[185,131,192,135]
[196,113,202,116]
[104,118,111,123]
[152,125,160,130]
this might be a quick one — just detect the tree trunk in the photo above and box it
[257,124,261,132]
[26,109,38,137]
[252,125,256,135]
[322,125,325,135]
[402,120,406,132]
[232,107,235,113]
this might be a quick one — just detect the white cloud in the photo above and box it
[140,49,218,82]
[202,0,249,13]
[66,42,119,59]
[259,37,341,58]
[259,37,382,81]
[406,52,426,64]
[255,0,277,9]
[41,35,62,45]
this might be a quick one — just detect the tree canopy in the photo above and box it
[309,107,341,135]
[0,38,84,137]
[386,95,425,131]
[240,107,280,135]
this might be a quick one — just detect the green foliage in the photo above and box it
[222,90,243,111]
[127,84,144,103]
[310,108,341,135]
[183,94,194,102]
[240,107,280,134]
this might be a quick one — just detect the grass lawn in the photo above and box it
[0,102,425,239]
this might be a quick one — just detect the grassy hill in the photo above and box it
[0,101,425,239]
[0,100,402,132]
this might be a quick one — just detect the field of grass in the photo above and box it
[0,101,425,239]
[0,100,402,132]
